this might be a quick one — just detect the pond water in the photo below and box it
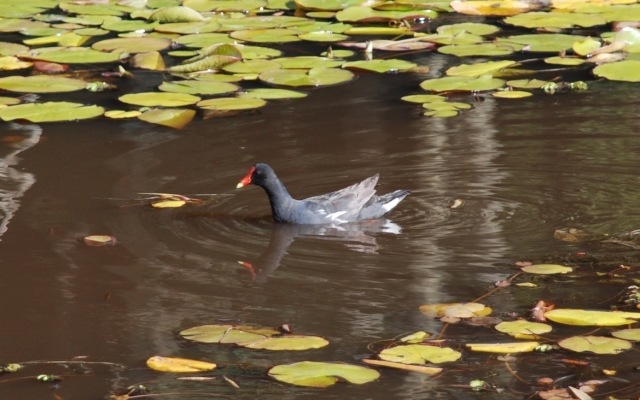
[1,58,640,399]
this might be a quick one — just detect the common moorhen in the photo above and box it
[236,163,409,224]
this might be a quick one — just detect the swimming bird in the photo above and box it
[236,163,409,224]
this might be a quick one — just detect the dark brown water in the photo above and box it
[1,69,640,399]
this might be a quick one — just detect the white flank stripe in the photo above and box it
[382,197,402,212]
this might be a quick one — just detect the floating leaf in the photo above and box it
[362,359,442,375]
[544,309,638,326]
[339,39,436,51]
[544,56,585,66]
[521,264,572,274]
[150,6,206,22]
[197,97,266,111]
[343,59,417,73]
[451,0,538,16]
[119,92,201,107]
[507,78,549,89]
[611,328,640,341]
[419,302,492,318]
[558,336,632,355]
[268,361,379,387]
[131,51,166,70]
[180,324,279,344]
[238,88,307,99]
[0,102,104,122]
[18,47,124,64]
[504,11,607,29]
[230,28,303,43]
[379,344,462,364]
[299,31,348,42]
[92,37,172,53]
[105,110,141,119]
[438,43,516,57]
[497,34,586,53]
[159,80,239,95]
[492,90,532,98]
[222,59,282,74]
[401,94,447,103]
[151,199,187,208]
[259,67,355,87]
[593,60,640,82]
[146,356,216,373]
[466,342,540,353]
[436,22,500,36]
[241,335,329,350]
[83,235,117,247]
[273,56,344,69]
[0,56,32,70]
[495,320,552,339]
[420,75,505,92]
[138,109,196,129]
[446,60,516,77]
[0,75,87,94]
[573,37,602,56]
[335,6,437,22]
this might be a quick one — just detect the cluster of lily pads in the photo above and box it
[0,0,638,125]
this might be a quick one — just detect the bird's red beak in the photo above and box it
[236,166,255,189]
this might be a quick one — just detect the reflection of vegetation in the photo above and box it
[0,0,637,124]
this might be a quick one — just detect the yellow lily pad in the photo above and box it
[0,101,104,122]
[197,97,267,111]
[92,37,172,53]
[151,200,187,208]
[492,90,533,98]
[259,67,355,87]
[495,320,552,339]
[0,75,87,93]
[240,335,329,350]
[544,309,638,326]
[446,60,516,77]
[419,302,492,318]
[611,328,640,341]
[466,341,540,353]
[138,109,196,129]
[146,356,216,373]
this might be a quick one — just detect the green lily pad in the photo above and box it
[544,56,585,66]
[273,56,344,69]
[222,59,282,74]
[180,324,280,343]
[149,6,206,22]
[521,264,572,274]
[119,92,201,107]
[401,94,447,103]
[92,37,172,53]
[504,11,607,29]
[241,335,329,350]
[184,0,268,11]
[159,80,239,95]
[0,41,29,56]
[422,101,471,111]
[343,59,417,73]
[423,109,458,117]
[436,22,500,36]
[174,33,237,48]
[593,60,640,82]
[230,28,304,43]
[0,75,87,93]
[466,342,540,353]
[101,20,158,33]
[492,90,532,98]
[573,36,601,56]
[0,101,104,122]
[379,344,462,364]
[446,60,516,77]
[299,31,349,42]
[438,43,517,57]
[495,320,552,339]
[197,97,267,110]
[138,108,196,129]
[238,88,307,99]
[155,21,220,34]
[420,75,505,92]
[335,6,437,22]
[18,47,124,64]
[418,32,485,45]
[506,78,549,89]
[497,34,586,53]
[168,54,241,72]
[544,309,639,326]
[558,335,632,355]
[294,0,365,11]
[611,328,640,341]
[268,361,379,387]
[131,51,166,70]
[58,2,126,16]
[259,67,354,87]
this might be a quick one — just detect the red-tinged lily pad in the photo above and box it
[146,356,216,373]
[268,361,380,387]
[0,102,104,122]
[119,92,201,107]
[138,109,196,129]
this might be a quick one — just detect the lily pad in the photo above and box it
[544,56,585,66]
[146,356,216,373]
[401,94,447,103]
[558,336,632,355]
[507,78,549,89]
[268,361,379,387]
[18,47,124,64]
[335,6,437,22]
[0,101,104,122]
[238,88,307,99]
[593,60,640,82]
[240,335,329,350]
[273,56,344,69]
[343,59,417,73]
[446,60,516,77]
[0,75,87,93]
[495,320,552,339]
[197,97,267,111]
[497,34,586,53]
[504,11,607,29]
[180,324,279,343]
[420,75,505,92]
[611,328,640,341]
[492,90,532,98]
[466,342,540,353]
[259,67,355,87]
[436,22,500,36]
[149,6,206,22]
[120,92,201,107]
[521,264,573,274]
[419,302,492,318]
[544,309,639,326]
[230,28,304,43]
[92,37,172,53]
[159,80,239,95]
[299,31,349,42]
[379,344,462,364]
[138,109,196,129]
[438,43,517,57]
